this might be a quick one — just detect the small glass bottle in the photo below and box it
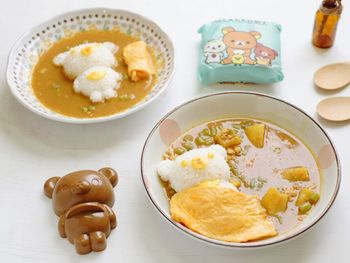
[312,0,343,48]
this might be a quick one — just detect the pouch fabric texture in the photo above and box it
[198,19,283,85]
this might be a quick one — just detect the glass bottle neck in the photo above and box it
[320,0,342,14]
[323,0,339,8]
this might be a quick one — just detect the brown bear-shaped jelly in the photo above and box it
[44,168,118,255]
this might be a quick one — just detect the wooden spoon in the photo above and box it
[314,62,350,90]
[317,96,350,121]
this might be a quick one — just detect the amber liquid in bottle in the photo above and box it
[312,0,342,48]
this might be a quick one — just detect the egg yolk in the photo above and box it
[87,71,106,80]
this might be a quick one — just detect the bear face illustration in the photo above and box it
[221,27,261,65]
[204,39,226,53]
[44,168,118,254]
[203,39,226,64]
[254,43,278,66]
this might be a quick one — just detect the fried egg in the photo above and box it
[73,66,122,103]
[53,42,118,79]
[157,145,230,192]
[170,180,277,242]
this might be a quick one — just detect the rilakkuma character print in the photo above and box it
[197,19,284,84]
[221,27,261,65]
[254,43,278,66]
[231,51,245,65]
[203,39,226,64]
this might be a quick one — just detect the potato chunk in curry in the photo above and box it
[282,166,310,182]
[214,129,241,148]
[261,187,289,215]
[244,123,266,148]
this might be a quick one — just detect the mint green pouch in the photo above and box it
[198,19,283,85]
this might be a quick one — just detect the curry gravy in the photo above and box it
[32,30,157,118]
[162,119,321,235]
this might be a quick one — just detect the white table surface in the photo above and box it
[1,0,349,262]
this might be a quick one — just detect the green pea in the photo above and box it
[203,128,211,136]
[203,137,214,146]
[249,178,257,189]
[195,135,212,146]
[257,182,264,189]
[209,126,217,137]
[195,136,205,146]
[216,123,223,130]
[309,193,320,204]
[257,176,267,183]
[88,105,96,111]
[229,163,238,176]
[174,147,186,155]
[183,134,194,142]
[199,129,210,137]
[81,106,89,113]
[299,202,312,214]
[182,142,194,151]
[199,134,211,140]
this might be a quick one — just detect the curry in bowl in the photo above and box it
[7,9,174,123]
[141,92,339,247]
[157,118,321,242]
[32,30,158,118]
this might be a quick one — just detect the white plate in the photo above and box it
[6,8,175,123]
[141,92,340,248]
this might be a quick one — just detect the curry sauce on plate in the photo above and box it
[32,30,157,118]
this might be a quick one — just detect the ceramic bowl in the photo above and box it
[6,8,174,123]
[141,92,340,248]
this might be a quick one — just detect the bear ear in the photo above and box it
[222,27,235,35]
[44,177,60,199]
[102,42,119,54]
[52,52,67,66]
[99,167,118,188]
[206,39,215,44]
[250,31,261,39]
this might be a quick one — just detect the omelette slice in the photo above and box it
[170,180,277,243]
[123,41,156,81]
